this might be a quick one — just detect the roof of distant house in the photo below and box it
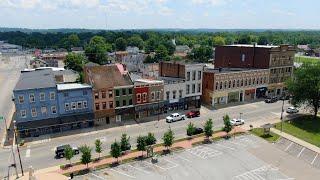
[57,83,91,91]
[14,69,56,91]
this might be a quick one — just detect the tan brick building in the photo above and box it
[202,67,269,107]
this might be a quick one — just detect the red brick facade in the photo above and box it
[215,46,270,69]
[202,72,215,105]
[159,61,185,78]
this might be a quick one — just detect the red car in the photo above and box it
[186,110,200,118]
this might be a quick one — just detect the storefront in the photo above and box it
[164,98,187,112]
[135,102,166,119]
[228,91,240,103]
[115,107,135,122]
[244,89,256,101]
[267,83,285,97]
[256,87,268,98]
[211,91,228,107]
[185,96,201,109]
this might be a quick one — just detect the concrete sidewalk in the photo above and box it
[271,128,320,154]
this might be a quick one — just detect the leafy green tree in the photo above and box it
[162,41,176,55]
[287,63,320,120]
[145,132,157,146]
[110,140,121,162]
[95,139,102,159]
[80,145,92,168]
[258,35,269,45]
[68,34,80,48]
[155,44,169,61]
[145,38,158,53]
[65,52,87,72]
[85,36,111,65]
[188,45,213,62]
[120,133,131,152]
[186,122,196,136]
[238,34,252,44]
[204,119,213,140]
[136,135,147,156]
[212,36,226,46]
[143,55,156,63]
[64,146,74,166]
[223,115,232,134]
[115,37,127,51]
[162,128,174,150]
[128,35,144,49]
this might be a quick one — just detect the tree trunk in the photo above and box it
[314,107,318,120]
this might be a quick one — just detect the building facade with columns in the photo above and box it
[202,67,270,107]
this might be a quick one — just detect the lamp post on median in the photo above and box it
[13,121,24,176]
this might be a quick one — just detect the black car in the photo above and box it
[187,127,204,136]
[55,144,79,158]
[265,97,278,103]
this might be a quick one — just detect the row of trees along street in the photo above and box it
[63,117,235,169]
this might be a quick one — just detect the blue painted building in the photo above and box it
[13,69,94,137]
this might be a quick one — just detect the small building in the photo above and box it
[40,52,67,68]
[29,58,48,68]
[122,53,146,72]
[161,77,186,111]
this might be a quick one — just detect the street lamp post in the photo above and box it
[13,121,24,176]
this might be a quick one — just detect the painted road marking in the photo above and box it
[127,164,151,174]
[175,155,192,162]
[110,168,136,179]
[311,153,318,165]
[285,142,293,151]
[25,147,31,158]
[90,172,105,180]
[297,147,305,158]
[187,146,222,159]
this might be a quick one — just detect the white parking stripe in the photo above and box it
[127,164,151,174]
[311,153,318,165]
[90,172,105,180]
[144,161,166,170]
[297,147,305,158]
[175,155,192,162]
[285,142,293,151]
[110,168,136,178]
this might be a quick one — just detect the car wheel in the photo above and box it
[182,117,185,120]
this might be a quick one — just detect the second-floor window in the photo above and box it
[156,91,160,100]
[173,91,176,99]
[186,85,190,94]
[215,82,219,90]
[71,102,76,110]
[31,108,37,117]
[50,92,55,100]
[51,106,57,114]
[192,84,195,93]
[116,90,120,97]
[18,95,24,104]
[20,110,26,118]
[102,102,107,109]
[186,72,190,81]
[101,91,106,98]
[83,101,88,108]
[65,103,70,111]
[128,88,132,95]
[29,93,35,103]
[197,83,201,93]
[109,101,113,108]
[166,91,170,100]
[198,71,202,80]
[40,93,45,101]
[122,89,126,96]
[95,103,100,110]
[179,90,183,98]
[151,92,155,100]
[77,101,82,109]
[109,90,113,98]
[94,92,99,99]
[41,106,47,115]
[192,71,196,80]
[136,94,141,103]
[142,93,147,102]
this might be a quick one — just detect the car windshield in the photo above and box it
[170,115,174,117]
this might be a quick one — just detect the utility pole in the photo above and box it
[13,121,24,176]
[280,93,285,132]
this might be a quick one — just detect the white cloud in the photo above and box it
[272,9,295,16]
[191,0,229,6]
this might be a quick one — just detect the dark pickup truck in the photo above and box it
[55,144,79,158]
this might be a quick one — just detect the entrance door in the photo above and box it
[240,93,243,102]
[116,115,121,122]
[106,117,110,124]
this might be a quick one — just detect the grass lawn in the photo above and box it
[275,115,320,147]
[251,128,280,143]
[295,56,320,64]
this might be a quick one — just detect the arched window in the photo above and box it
[233,80,236,88]
[224,81,227,89]
[228,81,231,88]
[241,79,244,86]
[253,78,255,85]
[245,79,248,86]
[249,78,252,86]
[237,80,240,87]
[220,82,223,89]
[215,82,219,90]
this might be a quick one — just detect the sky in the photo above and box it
[0,0,319,29]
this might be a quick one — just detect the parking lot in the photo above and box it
[275,137,320,169]
[75,134,294,180]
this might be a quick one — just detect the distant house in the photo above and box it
[174,45,191,58]
[122,53,146,72]
[126,46,139,54]
[29,58,48,68]
[297,44,313,56]
[71,47,84,54]
[40,52,67,68]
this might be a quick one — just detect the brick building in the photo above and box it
[202,67,270,107]
[215,44,295,97]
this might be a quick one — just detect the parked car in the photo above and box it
[186,110,200,118]
[55,144,79,158]
[166,113,185,123]
[230,118,245,126]
[187,127,204,136]
[265,97,278,103]
[286,107,299,113]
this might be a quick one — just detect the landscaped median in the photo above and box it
[58,127,246,177]
[274,115,320,147]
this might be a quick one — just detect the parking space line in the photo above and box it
[311,153,318,165]
[285,142,293,151]
[209,143,236,150]
[110,168,136,178]
[228,141,247,147]
[90,172,105,180]
[144,161,166,170]
[175,155,192,162]
[297,147,305,158]
[127,164,151,174]
[163,158,179,169]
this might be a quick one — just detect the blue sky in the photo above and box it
[0,0,318,29]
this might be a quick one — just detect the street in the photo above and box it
[0,99,293,177]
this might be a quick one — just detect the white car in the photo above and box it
[230,118,245,126]
[286,107,299,113]
[166,113,185,123]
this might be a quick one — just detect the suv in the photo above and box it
[265,97,278,103]
[187,127,203,136]
[166,113,185,123]
[186,110,200,118]
[55,144,79,158]
[230,119,245,126]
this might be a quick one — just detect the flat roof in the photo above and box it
[204,67,268,73]
[57,83,91,91]
[224,44,279,48]
[14,69,56,91]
